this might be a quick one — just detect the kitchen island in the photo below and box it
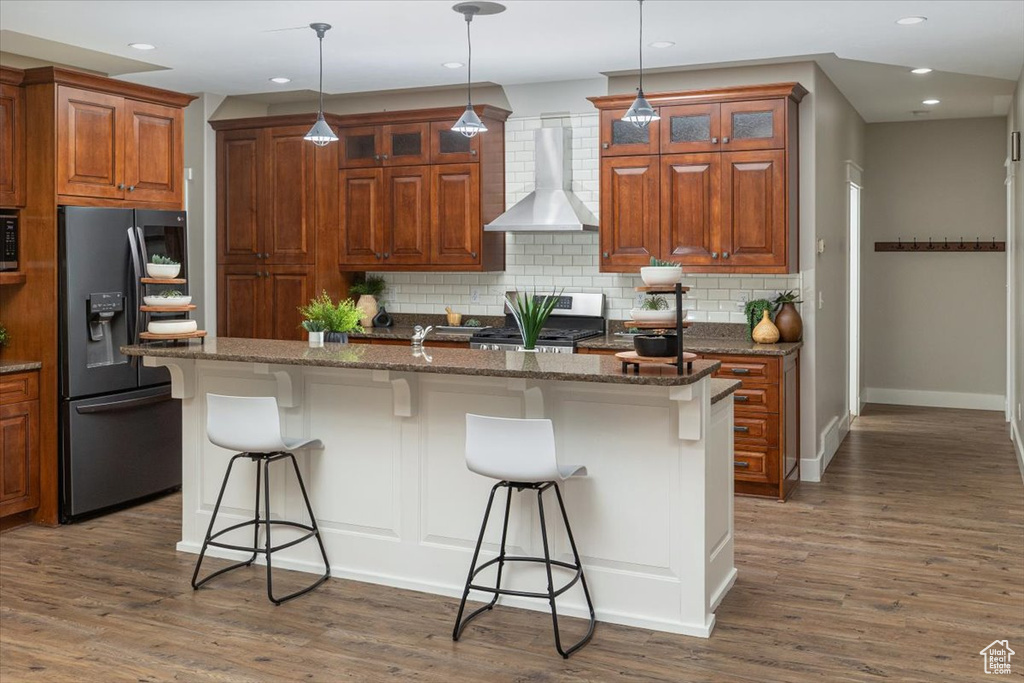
[122,338,738,637]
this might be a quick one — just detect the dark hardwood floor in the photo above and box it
[2,404,1022,682]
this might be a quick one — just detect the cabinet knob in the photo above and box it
[384,252,390,259]
[734,461,750,468]
[723,136,730,144]
[374,154,381,161]
[470,251,477,259]
[470,149,477,156]
[711,252,719,259]
[711,137,719,144]
[264,270,270,277]
[255,271,262,278]
[128,185,136,192]
[382,154,389,160]
[602,142,610,149]
[723,251,730,259]
[602,252,609,258]
[118,183,126,190]
[375,252,382,260]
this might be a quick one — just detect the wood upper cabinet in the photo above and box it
[217,265,312,340]
[383,123,430,166]
[0,371,40,518]
[599,155,660,270]
[429,121,480,164]
[721,99,786,151]
[0,77,26,207]
[599,108,660,157]
[661,154,720,265]
[591,84,804,274]
[57,86,125,199]
[339,125,382,168]
[721,150,786,268]
[338,168,385,266]
[217,128,262,264]
[431,164,480,266]
[124,99,183,204]
[56,85,185,205]
[264,126,316,264]
[384,166,430,265]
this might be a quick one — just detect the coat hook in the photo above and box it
[913,237,918,250]
[943,237,949,250]
[897,236,902,249]
[975,236,980,249]
[927,237,933,250]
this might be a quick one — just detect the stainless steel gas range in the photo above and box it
[469,292,605,354]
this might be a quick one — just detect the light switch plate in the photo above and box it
[817,239,826,254]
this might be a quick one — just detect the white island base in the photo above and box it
[147,354,736,637]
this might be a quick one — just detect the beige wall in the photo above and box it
[862,117,1007,407]
[1009,65,1024,476]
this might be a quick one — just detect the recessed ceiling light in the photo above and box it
[922,99,940,105]
[269,77,291,84]
[896,16,927,25]
[911,67,933,75]
[649,41,675,48]
[128,42,156,50]
[442,62,464,69]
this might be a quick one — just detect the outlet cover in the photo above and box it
[470,287,481,303]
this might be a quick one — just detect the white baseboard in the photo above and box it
[863,387,1005,412]
[801,413,850,483]
[1012,420,1024,485]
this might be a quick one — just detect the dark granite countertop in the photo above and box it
[710,379,743,405]
[348,326,477,344]
[0,360,42,374]
[122,338,720,387]
[579,333,802,357]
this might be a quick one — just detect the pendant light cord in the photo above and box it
[318,32,325,115]
[638,0,644,92]
[466,13,473,105]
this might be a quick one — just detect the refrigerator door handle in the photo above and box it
[127,226,144,355]
[75,390,172,415]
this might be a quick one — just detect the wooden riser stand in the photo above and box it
[139,274,206,344]
[619,283,693,375]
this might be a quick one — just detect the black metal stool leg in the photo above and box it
[488,485,513,610]
[192,453,254,589]
[263,456,278,605]
[249,456,262,566]
[453,481,503,640]
[536,484,567,657]
[287,453,331,577]
[552,482,596,655]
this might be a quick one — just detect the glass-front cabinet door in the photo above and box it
[659,103,721,154]
[599,108,660,157]
[721,99,786,151]
[382,123,430,166]
[338,125,382,168]
[429,121,480,164]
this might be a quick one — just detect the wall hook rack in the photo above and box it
[874,236,1005,252]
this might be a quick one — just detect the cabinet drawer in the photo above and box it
[733,413,777,446]
[734,445,779,484]
[0,372,38,404]
[732,384,779,413]
[708,355,778,383]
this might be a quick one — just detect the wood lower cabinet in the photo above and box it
[600,155,660,270]
[590,84,804,274]
[218,266,313,340]
[0,371,40,519]
[0,70,26,207]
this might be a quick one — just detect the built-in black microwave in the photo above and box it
[1,214,17,271]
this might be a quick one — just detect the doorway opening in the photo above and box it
[847,162,863,419]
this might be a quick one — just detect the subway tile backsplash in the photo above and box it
[371,113,801,322]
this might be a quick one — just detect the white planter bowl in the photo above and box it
[630,308,677,325]
[640,266,682,287]
[143,295,192,307]
[147,319,197,335]
[146,263,181,279]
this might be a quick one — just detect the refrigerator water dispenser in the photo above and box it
[86,291,124,367]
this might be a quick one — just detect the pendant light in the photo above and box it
[304,22,338,147]
[451,2,505,138]
[622,0,659,129]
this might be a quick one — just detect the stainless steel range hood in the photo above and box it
[485,126,598,232]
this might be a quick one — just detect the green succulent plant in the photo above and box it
[301,319,328,333]
[641,295,669,311]
[298,291,364,334]
[150,254,179,265]
[648,256,680,268]
[773,290,803,309]
[744,299,774,339]
[158,289,184,297]
[464,318,482,328]
[0,323,7,348]
[506,289,562,351]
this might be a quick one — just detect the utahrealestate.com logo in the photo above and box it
[980,640,1015,675]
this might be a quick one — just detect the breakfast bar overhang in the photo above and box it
[122,339,738,637]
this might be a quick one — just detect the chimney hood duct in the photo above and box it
[485,127,598,232]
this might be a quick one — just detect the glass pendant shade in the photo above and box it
[622,90,660,128]
[452,105,487,138]
[305,113,338,147]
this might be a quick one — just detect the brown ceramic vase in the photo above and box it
[774,302,803,342]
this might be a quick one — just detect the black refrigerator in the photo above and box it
[58,206,185,522]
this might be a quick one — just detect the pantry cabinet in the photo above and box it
[590,83,805,274]
[0,68,26,207]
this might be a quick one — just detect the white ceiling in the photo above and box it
[1,0,1021,122]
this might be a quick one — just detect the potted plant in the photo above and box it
[630,294,675,325]
[146,254,181,279]
[639,256,682,287]
[348,275,387,328]
[143,289,192,307]
[632,296,681,356]
[298,291,364,343]
[744,298,779,344]
[505,289,562,351]
[772,290,803,342]
[0,322,7,353]
[302,319,327,347]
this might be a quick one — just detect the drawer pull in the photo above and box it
[734,461,750,468]
[735,395,749,402]
[734,426,749,433]
[731,368,750,375]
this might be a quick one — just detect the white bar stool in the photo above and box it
[452,414,596,658]
[192,394,330,605]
